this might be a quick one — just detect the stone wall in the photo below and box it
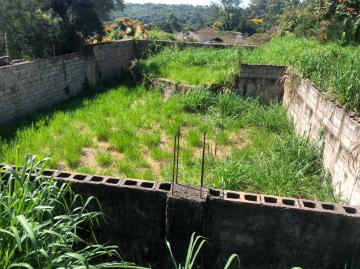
[284,79,360,205]
[1,164,359,269]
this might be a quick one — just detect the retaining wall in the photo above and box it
[236,64,285,102]
[1,164,359,269]
[284,79,360,205]
[152,64,285,103]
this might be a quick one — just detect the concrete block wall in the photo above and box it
[0,53,85,125]
[284,79,360,205]
[89,40,135,83]
[2,164,359,269]
[151,77,195,99]
[151,65,285,103]
[236,64,285,102]
[0,40,136,126]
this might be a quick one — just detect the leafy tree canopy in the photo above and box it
[281,0,360,43]
[113,3,213,31]
[0,0,124,58]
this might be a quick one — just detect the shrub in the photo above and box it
[100,18,149,42]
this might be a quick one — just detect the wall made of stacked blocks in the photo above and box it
[1,164,359,269]
[284,79,360,205]
[0,40,136,126]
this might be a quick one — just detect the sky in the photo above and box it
[125,0,251,7]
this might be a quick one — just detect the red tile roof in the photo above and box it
[195,27,218,36]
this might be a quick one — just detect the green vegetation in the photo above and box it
[102,18,148,42]
[0,83,338,202]
[0,156,144,268]
[141,35,360,114]
[113,3,213,31]
[167,233,240,269]
[148,30,176,41]
[240,34,360,114]
[138,47,240,86]
[0,0,124,58]
[115,1,301,35]
[280,0,360,44]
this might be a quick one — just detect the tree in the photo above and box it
[246,0,302,30]
[0,0,124,59]
[280,0,360,43]
[159,13,182,33]
[48,0,125,55]
[212,0,243,31]
[313,0,360,42]
[114,3,213,31]
[0,0,59,58]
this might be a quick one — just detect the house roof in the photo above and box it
[195,27,218,36]
[216,32,245,45]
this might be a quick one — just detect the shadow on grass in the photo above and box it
[0,74,138,141]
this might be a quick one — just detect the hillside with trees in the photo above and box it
[1,0,359,60]
[115,1,303,34]
[112,3,213,31]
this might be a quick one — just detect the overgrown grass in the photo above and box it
[240,34,360,114]
[0,84,339,202]
[140,34,360,114]
[138,47,240,86]
[0,155,144,268]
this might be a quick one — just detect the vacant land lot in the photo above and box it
[0,81,337,201]
[138,47,240,86]
[140,34,360,114]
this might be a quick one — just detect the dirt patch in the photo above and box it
[158,132,170,151]
[98,141,124,161]
[142,147,164,177]
[80,148,97,168]
[230,130,251,150]
[57,159,69,171]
